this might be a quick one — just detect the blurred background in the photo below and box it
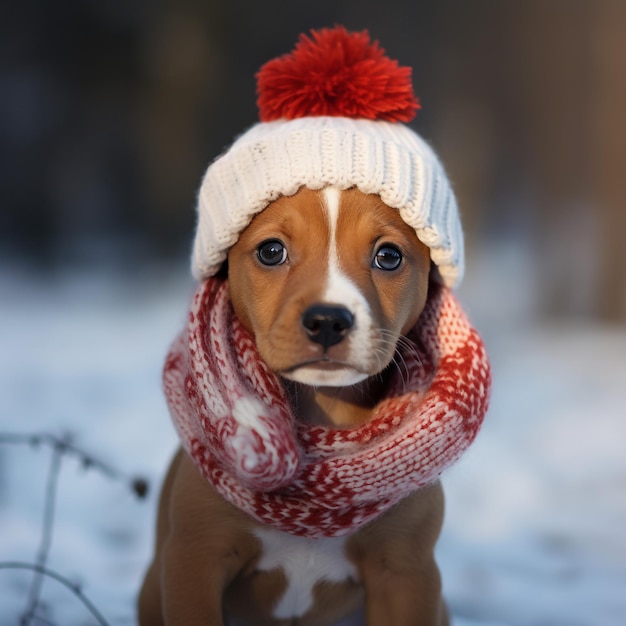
[1,1,626,625]
[2,0,625,321]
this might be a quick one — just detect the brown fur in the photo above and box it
[138,188,449,625]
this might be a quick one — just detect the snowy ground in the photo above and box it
[1,250,625,625]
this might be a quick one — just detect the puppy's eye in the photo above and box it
[257,240,287,266]
[373,244,403,271]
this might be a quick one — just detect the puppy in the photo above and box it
[138,186,449,626]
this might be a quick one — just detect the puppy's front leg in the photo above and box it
[360,557,448,626]
[159,452,260,626]
[349,484,448,626]
[161,537,229,625]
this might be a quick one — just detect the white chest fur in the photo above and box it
[253,527,358,619]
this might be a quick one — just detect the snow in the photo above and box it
[439,321,626,626]
[1,253,625,625]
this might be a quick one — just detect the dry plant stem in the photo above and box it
[0,433,132,484]
[21,441,64,626]
[0,562,109,626]
[0,432,147,625]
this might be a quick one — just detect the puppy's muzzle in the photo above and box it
[302,304,354,349]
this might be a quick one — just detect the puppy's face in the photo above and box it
[227,187,431,387]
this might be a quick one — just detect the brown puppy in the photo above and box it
[138,187,448,626]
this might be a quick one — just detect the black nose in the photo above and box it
[302,305,354,349]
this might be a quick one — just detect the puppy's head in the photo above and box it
[227,186,431,387]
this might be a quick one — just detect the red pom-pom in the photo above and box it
[256,26,420,123]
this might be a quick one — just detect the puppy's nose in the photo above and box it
[302,305,354,349]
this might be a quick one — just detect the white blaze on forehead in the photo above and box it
[320,187,373,367]
[321,186,345,300]
[321,187,370,309]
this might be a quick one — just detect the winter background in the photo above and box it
[1,2,625,625]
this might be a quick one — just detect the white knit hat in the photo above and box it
[191,27,464,288]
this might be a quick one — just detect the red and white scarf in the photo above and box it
[163,278,490,538]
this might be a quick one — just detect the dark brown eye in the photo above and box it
[373,244,402,271]
[257,240,287,266]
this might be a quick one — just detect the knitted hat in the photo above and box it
[192,26,464,287]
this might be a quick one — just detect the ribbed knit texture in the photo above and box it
[163,278,490,538]
[192,117,463,287]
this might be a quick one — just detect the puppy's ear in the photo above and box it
[215,260,229,279]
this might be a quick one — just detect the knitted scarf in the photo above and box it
[164,278,490,538]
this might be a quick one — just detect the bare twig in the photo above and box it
[0,562,110,626]
[0,432,149,498]
[0,432,149,624]
[20,439,64,625]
